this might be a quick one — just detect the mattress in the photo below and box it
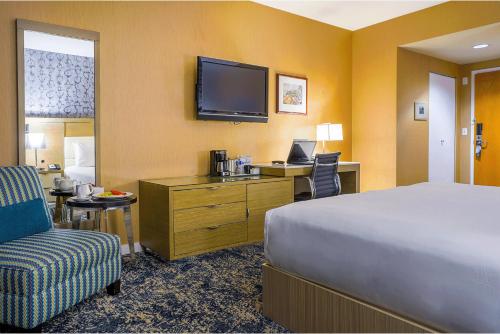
[64,166,95,184]
[264,182,500,332]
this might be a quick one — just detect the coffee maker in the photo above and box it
[210,150,230,177]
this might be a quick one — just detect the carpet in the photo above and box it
[40,243,288,333]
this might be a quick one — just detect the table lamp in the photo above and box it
[26,132,47,169]
[316,123,343,153]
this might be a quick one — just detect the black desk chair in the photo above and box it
[295,152,341,201]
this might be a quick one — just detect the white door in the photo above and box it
[429,73,456,183]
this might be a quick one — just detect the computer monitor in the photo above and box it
[286,139,317,164]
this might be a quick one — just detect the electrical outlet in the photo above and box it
[461,128,468,136]
[462,77,468,85]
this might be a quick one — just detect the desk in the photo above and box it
[253,162,360,194]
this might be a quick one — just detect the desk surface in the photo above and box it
[253,161,360,169]
[253,162,360,190]
[141,175,288,187]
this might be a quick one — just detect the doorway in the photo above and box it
[472,69,500,186]
[428,73,456,183]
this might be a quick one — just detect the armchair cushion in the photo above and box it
[0,229,121,296]
[0,166,52,240]
[0,199,51,243]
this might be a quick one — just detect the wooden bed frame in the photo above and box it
[262,263,438,333]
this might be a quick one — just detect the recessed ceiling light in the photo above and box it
[473,44,489,49]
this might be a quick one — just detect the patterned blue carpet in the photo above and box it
[40,243,288,333]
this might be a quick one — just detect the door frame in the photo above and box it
[16,19,101,185]
[470,66,500,185]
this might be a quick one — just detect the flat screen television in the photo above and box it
[196,56,268,123]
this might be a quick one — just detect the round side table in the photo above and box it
[66,195,138,259]
[49,189,74,226]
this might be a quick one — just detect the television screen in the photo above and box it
[196,57,268,123]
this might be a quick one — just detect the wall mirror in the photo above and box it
[17,20,100,195]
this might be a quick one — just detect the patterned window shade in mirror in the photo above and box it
[24,48,94,118]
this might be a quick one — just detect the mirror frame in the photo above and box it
[16,19,101,185]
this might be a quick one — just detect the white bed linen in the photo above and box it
[64,166,95,184]
[265,183,500,332]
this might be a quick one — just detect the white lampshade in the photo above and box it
[329,124,343,141]
[316,124,330,141]
[26,132,47,149]
[316,123,343,141]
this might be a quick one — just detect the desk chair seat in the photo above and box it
[295,152,341,201]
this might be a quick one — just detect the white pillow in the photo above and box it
[73,142,95,167]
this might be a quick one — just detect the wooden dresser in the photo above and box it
[139,175,293,260]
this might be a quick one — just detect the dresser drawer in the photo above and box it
[174,221,247,256]
[173,185,246,210]
[174,201,246,233]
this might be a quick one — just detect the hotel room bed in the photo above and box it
[264,182,500,332]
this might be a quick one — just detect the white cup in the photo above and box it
[75,183,93,199]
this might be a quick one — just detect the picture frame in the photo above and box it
[276,73,308,115]
[414,102,428,121]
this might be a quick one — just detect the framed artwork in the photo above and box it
[414,102,428,121]
[276,74,308,115]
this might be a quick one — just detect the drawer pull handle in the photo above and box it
[207,187,220,191]
[207,225,220,230]
[207,204,222,209]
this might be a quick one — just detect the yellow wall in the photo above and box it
[3,1,500,243]
[352,1,500,191]
[396,49,460,186]
[396,50,500,187]
[396,51,500,187]
[0,1,352,242]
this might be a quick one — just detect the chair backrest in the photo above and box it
[310,152,341,199]
[0,166,52,226]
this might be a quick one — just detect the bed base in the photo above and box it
[262,263,437,333]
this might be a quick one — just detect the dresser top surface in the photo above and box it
[140,175,288,187]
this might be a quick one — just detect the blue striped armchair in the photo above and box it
[0,166,122,330]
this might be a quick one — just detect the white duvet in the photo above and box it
[265,182,500,332]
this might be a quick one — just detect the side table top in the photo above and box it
[66,194,137,209]
[49,189,74,196]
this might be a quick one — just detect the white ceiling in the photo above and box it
[24,30,94,58]
[402,22,500,65]
[253,1,444,31]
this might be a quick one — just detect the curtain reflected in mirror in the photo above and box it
[22,30,96,187]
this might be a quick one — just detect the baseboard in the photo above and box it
[121,242,142,255]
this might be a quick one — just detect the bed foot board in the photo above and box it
[262,263,434,333]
